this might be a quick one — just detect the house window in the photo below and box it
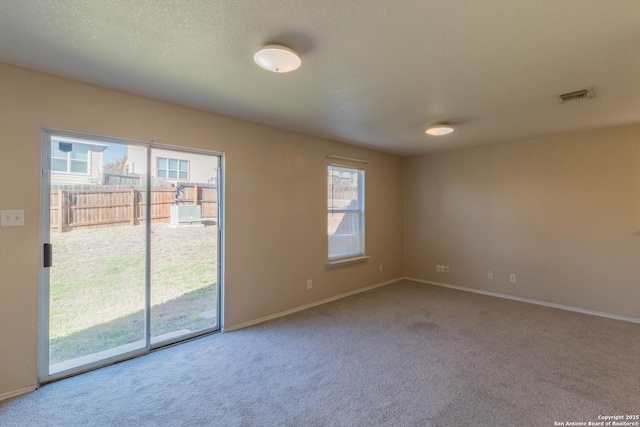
[157,158,189,180]
[51,144,89,174]
[327,165,365,260]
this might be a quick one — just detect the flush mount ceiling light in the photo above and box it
[425,123,454,136]
[254,45,301,73]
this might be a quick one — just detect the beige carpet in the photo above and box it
[1,279,638,426]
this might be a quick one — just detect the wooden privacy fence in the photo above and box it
[50,184,217,232]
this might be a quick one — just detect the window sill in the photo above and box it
[326,255,370,267]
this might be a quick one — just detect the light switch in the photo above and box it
[1,210,25,227]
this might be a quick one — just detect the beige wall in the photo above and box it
[0,62,404,397]
[404,125,640,319]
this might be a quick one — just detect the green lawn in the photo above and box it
[49,222,218,364]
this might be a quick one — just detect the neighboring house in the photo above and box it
[50,136,108,185]
[127,146,216,184]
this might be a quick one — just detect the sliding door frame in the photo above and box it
[38,128,224,384]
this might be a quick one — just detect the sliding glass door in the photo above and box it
[39,131,222,381]
[46,138,148,375]
[149,148,220,345]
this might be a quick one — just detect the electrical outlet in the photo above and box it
[488,271,493,279]
[443,265,450,273]
[510,274,516,283]
[306,279,312,290]
[436,265,443,272]
[379,264,383,272]
[0,210,25,227]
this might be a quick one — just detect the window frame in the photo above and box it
[327,164,366,263]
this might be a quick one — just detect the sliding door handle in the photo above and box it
[44,243,53,268]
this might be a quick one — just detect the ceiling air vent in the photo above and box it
[558,88,595,104]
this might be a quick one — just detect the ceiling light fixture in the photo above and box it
[254,45,301,73]
[425,123,454,136]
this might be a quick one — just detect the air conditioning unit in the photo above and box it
[169,205,202,227]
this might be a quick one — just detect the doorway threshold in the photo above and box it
[49,340,145,375]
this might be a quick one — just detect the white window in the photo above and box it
[157,157,189,180]
[51,143,89,174]
[328,165,365,260]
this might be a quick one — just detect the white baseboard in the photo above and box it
[0,385,37,402]
[406,277,640,324]
[224,277,404,332]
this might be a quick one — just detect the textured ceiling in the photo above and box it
[0,1,639,156]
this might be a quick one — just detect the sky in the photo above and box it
[102,143,128,165]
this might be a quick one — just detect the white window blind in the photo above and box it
[327,165,365,260]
